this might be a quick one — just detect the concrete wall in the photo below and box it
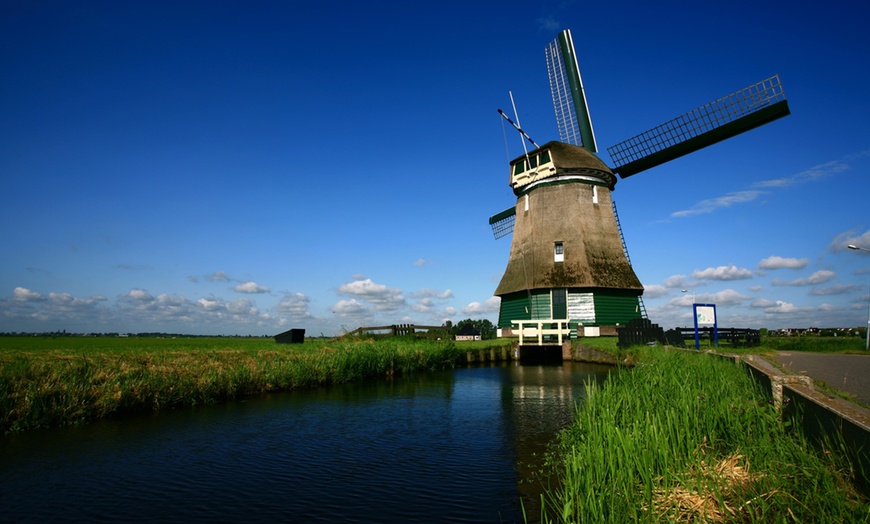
[739,355,870,495]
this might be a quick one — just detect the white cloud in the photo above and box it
[670,157,848,221]
[197,297,223,310]
[2,288,111,328]
[274,293,314,320]
[13,287,45,302]
[331,299,370,318]
[808,271,837,284]
[413,258,432,267]
[1,284,304,335]
[234,281,270,294]
[692,265,754,281]
[810,284,860,296]
[830,229,870,253]
[123,288,154,304]
[409,288,454,300]
[49,292,106,308]
[751,299,777,308]
[663,275,690,288]
[753,160,848,189]
[765,300,798,313]
[337,278,405,311]
[461,296,500,315]
[207,271,232,282]
[642,285,668,299]
[758,256,808,270]
[412,297,435,313]
[772,270,836,287]
[706,289,751,306]
[671,191,762,218]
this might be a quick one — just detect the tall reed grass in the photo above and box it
[542,346,868,523]
[0,337,464,433]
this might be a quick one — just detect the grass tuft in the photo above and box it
[541,345,869,523]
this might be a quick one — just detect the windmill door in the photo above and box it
[552,288,567,319]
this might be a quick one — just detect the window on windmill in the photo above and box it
[539,150,551,164]
[513,160,525,176]
[554,242,564,262]
[529,155,538,169]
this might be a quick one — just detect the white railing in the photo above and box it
[512,319,572,345]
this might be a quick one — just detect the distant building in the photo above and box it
[274,329,305,344]
[455,324,481,341]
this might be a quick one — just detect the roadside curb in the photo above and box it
[739,354,870,432]
[733,353,870,493]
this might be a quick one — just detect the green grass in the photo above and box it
[0,336,464,433]
[540,346,868,523]
[454,338,513,350]
[759,336,867,353]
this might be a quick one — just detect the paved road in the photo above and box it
[769,352,870,406]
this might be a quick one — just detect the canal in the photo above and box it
[0,360,611,523]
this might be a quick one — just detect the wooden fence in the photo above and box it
[342,324,450,339]
[666,327,761,348]
[512,319,572,346]
[619,320,761,348]
[617,318,666,348]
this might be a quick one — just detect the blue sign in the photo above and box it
[692,303,718,349]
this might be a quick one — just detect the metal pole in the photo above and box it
[848,246,870,351]
[865,283,870,351]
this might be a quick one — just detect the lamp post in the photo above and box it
[847,244,870,351]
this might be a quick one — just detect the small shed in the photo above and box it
[274,328,305,344]
[455,324,481,341]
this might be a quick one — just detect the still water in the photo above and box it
[0,361,610,523]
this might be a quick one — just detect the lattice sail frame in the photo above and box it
[545,30,597,152]
[489,207,517,239]
[607,75,789,177]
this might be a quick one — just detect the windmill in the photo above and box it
[490,29,789,336]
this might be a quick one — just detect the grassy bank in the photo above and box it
[541,346,868,522]
[0,336,464,433]
[760,335,867,353]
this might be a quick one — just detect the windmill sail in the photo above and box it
[607,75,790,178]
[546,29,597,152]
[489,206,516,239]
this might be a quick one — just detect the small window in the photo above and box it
[592,185,599,204]
[513,160,525,176]
[529,154,538,169]
[539,150,551,164]
[524,194,529,212]
[554,242,564,262]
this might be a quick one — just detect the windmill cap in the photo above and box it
[510,141,616,191]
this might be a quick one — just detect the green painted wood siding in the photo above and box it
[530,290,551,319]
[497,292,530,328]
[592,291,641,326]
[499,288,641,329]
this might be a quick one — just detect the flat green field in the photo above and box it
[0,336,464,433]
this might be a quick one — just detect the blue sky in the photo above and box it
[2,0,869,336]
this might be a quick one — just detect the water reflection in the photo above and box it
[0,361,610,523]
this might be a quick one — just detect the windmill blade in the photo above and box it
[489,207,516,239]
[607,75,790,178]
[546,29,597,152]
[498,109,540,149]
